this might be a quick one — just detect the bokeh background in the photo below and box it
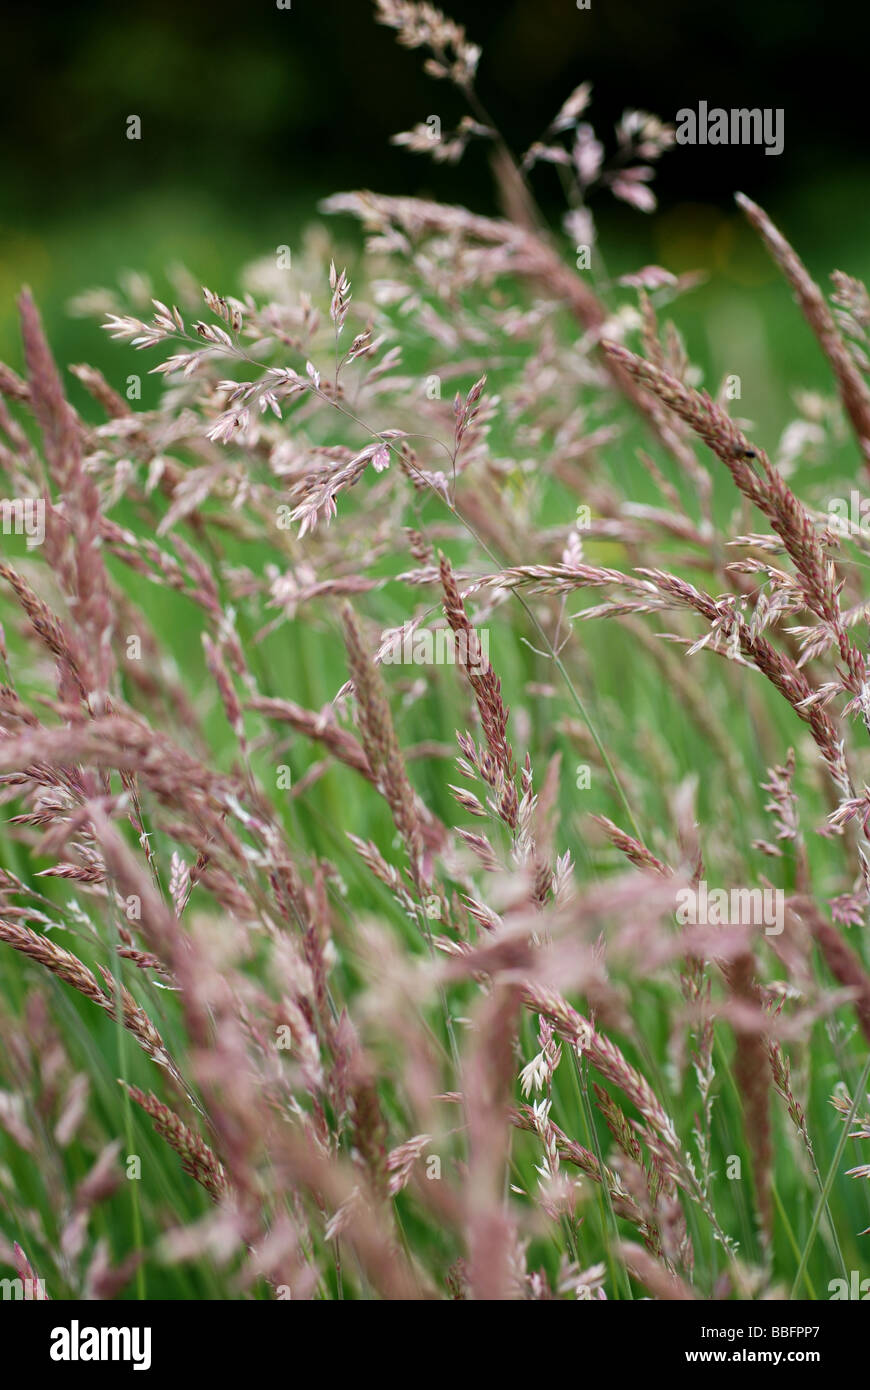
[2,2,870,1299]
[1,0,868,444]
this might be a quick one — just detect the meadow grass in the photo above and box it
[1,2,870,1302]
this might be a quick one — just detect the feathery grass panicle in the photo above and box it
[341,603,426,892]
[735,194,870,470]
[0,2,869,1303]
[124,1085,229,1203]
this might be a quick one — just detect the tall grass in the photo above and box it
[1,2,870,1301]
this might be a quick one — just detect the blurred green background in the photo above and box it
[2,0,870,1298]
